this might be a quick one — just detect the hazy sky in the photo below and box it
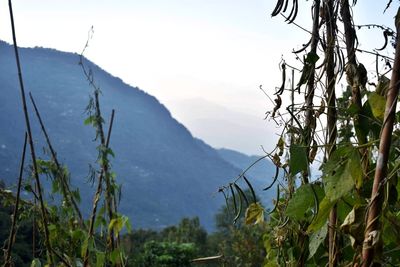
[0,1,396,155]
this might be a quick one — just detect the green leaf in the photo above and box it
[81,237,93,258]
[349,150,363,190]
[323,146,359,201]
[31,259,42,267]
[305,51,320,64]
[245,202,264,225]
[94,215,107,229]
[106,148,115,158]
[84,115,95,125]
[375,75,390,96]
[289,144,308,176]
[96,252,106,267]
[125,218,132,233]
[48,224,57,232]
[110,248,122,265]
[360,101,380,139]
[308,223,328,259]
[322,146,351,175]
[382,211,400,245]
[24,184,33,192]
[109,216,129,234]
[72,188,81,203]
[286,184,324,221]
[324,160,354,201]
[347,103,360,116]
[340,205,366,247]
[368,92,386,120]
[71,229,85,243]
[307,197,335,233]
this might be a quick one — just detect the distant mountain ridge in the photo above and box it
[0,40,274,230]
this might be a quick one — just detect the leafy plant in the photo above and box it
[219,1,400,266]
[2,3,130,266]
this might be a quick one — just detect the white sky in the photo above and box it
[0,1,396,155]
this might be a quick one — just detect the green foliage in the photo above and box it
[289,144,308,176]
[210,193,266,267]
[368,92,386,120]
[308,223,327,259]
[322,145,361,200]
[123,217,207,266]
[285,183,324,222]
[0,48,129,266]
[140,241,196,267]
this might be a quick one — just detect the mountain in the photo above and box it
[167,98,275,155]
[0,40,247,231]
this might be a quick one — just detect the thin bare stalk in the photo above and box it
[362,9,400,266]
[3,133,27,267]
[29,92,84,226]
[324,0,339,265]
[106,110,121,248]
[8,0,54,264]
[289,68,295,197]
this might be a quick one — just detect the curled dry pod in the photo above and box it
[293,38,312,54]
[271,0,285,17]
[229,183,238,216]
[377,29,394,51]
[233,184,243,224]
[264,165,279,191]
[268,185,280,214]
[275,62,286,95]
[243,175,257,203]
[220,188,230,215]
[309,140,318,163]
[234,183,249,207]
[272,95,282,117]
[285,0,299,24]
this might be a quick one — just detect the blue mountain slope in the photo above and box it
[0,41,241,230]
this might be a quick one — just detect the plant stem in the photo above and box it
[303,0,320,185]
[362,8,400,266]
[83,109,115,266]
[29,92,84,226]
[3,133,27,267]
[8,0,54,264]
[325,0,339,265]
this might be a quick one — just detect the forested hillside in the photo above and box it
[0,40,275,230]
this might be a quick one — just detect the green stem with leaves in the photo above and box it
[29,92,84,226]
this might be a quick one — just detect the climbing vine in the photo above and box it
[221,1,400,266]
